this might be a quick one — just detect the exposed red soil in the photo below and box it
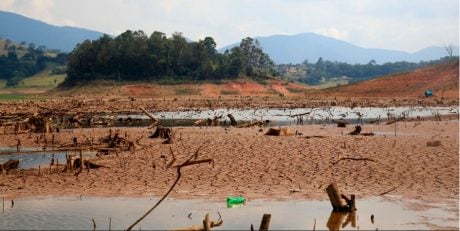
[120,79,311,98]
[322,61,459,98]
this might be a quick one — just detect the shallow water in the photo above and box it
[0,196,457,230]
[0,149,96,169]
[114,106,458,127]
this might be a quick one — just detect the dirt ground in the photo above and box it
[1,118,458,207]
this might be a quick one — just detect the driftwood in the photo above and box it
[237,120,265,128]
[265,127,293,136]
[84,160,106,169]
[140,106,160,126]
[72,157,106,170]
[332,157,376,165]
[304,135,326,139]
[193,115,222,127]
[378,182,403,196]
[0,159,19,171]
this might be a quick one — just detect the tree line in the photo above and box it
[0,41,67,86]
[63,30,276,86]
[301,56,458,85]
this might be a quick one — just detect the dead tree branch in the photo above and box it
[126,144,211,231]
[333,157,376,165]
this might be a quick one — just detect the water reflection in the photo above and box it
[326,211,356,231]
[0,196,457,230]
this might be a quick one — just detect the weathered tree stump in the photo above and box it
[149,126,172,139]
[227,114,237,126]
[334,118,349,128]
[326,183,356,212]
[265,127,293,136]
[349,125,362,135]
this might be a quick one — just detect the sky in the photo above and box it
[0,0,458,52]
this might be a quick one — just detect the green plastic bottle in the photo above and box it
[227,196,245,208]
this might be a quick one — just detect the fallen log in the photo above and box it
[140,106,160,126]
[237,120,265,128]
[0,159,19,171]
[265,127,293,136]
[332,157,376,165]
[84,160,106,169]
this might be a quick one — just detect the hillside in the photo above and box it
[322,60,459,98]
[0,10,105,52]
[219,33,459,64]
[51,78,312,99]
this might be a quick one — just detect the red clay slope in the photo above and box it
[322,60,459,98]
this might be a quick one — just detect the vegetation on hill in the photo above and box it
[63,30,276,87]
[287,56,458,85]
[0,38,67,86]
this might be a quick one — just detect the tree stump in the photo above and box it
[326,183,356,212]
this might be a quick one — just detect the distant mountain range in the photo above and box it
[1,10,458,64]
[0,10,105,52]
[219,33,459,64]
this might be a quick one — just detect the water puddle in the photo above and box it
[0,148,96,169]
[0,196,457,230]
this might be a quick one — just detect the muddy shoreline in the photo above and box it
[1,96,458,116]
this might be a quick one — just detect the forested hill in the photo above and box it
[63,30,276,87]
[0,38,67,86]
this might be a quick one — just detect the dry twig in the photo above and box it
[126,144,211,231]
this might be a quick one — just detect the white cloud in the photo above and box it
[315,28,349,41]
[0,0,458,52]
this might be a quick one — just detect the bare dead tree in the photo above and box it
[126,144,212,231]
[444,43,455,58]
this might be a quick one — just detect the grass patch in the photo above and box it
[286,87,305,93]
[252,76,268,85]
[175,87,200,95]
[316,79,349,89]
[220,90,240,95]
[19,70,66,88]
[0,93,28,101]
[0,79,6,88]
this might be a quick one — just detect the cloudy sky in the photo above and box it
[0,0,458,52]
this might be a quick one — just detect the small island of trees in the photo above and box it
[63,30,276,86]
